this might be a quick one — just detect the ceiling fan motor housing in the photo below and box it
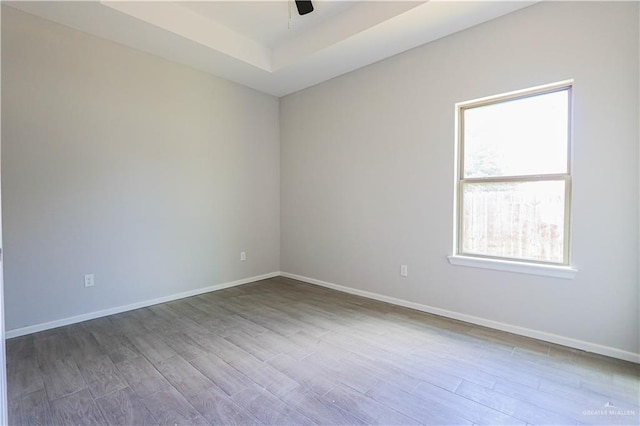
[295,1,314,16]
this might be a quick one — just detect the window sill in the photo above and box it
[447,255,577,279]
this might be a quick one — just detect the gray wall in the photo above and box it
[281,2,639,357]
[2,7,280,331]
[3,2,639,360]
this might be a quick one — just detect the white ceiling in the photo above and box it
[6,1,538,97]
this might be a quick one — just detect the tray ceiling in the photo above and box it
[6,1,537,97]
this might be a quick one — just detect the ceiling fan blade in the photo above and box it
[295,1,314,16]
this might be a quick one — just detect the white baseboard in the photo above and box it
[7,270,639,364]
[5,272,280,339]
[280,272,640,364]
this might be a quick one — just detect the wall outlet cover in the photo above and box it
[84,274,95,287]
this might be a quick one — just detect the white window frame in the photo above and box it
[448,81,577,279]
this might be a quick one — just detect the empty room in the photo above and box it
[1,0,639,425]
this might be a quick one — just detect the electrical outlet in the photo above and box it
[84,274,95,287]
[400,265,408,277]
[240,251,246,261]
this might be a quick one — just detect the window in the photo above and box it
[453,81,573,271]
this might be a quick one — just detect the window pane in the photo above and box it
[463,90,569,178]
[461,180,566,263]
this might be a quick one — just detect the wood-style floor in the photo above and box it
[6,276,640,425]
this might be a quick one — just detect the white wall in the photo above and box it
[0,4,8,422]
[281,2,640,358]
[2,6,280,331]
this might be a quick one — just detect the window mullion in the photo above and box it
[462,174,570,184]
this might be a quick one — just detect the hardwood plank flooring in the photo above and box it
[94,387,156,426]
[190,385,261,425]
[50,389,105,426]
[7,276,640,425]
[38,358,87,402]
[323,382,420,425]
[76,355,127,399]
[230,386,315,425]
[7,356,45,401]
[155,355,216,400]
[17,389,53,426]
[140,386,209,425]
[114,356,171,400]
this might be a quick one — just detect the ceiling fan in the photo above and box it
[295,1,314,16]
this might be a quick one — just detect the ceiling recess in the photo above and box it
[5,1,538,97]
